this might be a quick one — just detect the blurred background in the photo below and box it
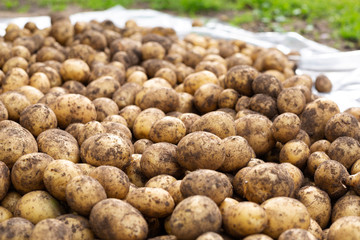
[0,0,359,51]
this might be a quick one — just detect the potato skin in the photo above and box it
[60,58,90,84]
[139,87,179,113]
[327,136,360,169]
[279,140,310,168]
[271,113,301,143]
[183,70,218,95]
[30,218,72,240]
[133,108,165,140]
[331,195,360,223]
[0,162,10,201]
[56,214,94,240]
[278,229,317,240]
[225,65,259,96]
[149,116,186,144]
[169,195,222,240]
[328,216,360,240]
[0,217,34,240]
[89,198,148,240]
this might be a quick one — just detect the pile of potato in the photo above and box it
[0,12,360,240]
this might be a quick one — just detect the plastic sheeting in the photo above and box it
[1,5,360,111]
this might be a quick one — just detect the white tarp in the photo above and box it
[1,5,359,111]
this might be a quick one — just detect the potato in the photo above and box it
[165,180,184,205]
[0,90,31,121]
[30,218,72,240]
[133,108,165,140]
[62,80,86,95]
[141,142,183,178]
[252,74,283,98]
[127,70,148,85]
[1,191,21,214]
[183,70,218,95]
[36,47,65,63]
[327,136,360,169]
[279,140,310,168]
[0,162,10,201]
[261,197,310,239]
[351,159,360,174]
[331,195,360,223]
[77,120,105,145]
[64,122,84,141]
[15,85,44,104]
[11,153,54,194]
[149,116,186,144]
[138,87,179,113]
[91,97,119,122]
[2,67,29,92]
[81,133,131,169]
[89,165,130,199]
[300,98,340,142]
[0,100,8,121]
[86,76,120,100]
[194,83,223,113]
[57,214,94,240]
[141,41,166,60]
[271,113,301,143]
[225,65,259,96]
[310,139,331,153]
[60,58,90,84]
[112,82,142,109]
[2,56,28,73]
[14,190,64,224]
[280,163,304,195]
[306,151,330,176]
[177,131,225,171]
[101,121,132,141]
[133,139,153,155]
[51,18,73,45]
[119,105,142,128]
[145,174,177,189]
[278,229,316,240]
[249,93,278,119]
[90,198,148,240]
[314,74,332,93]
[345,107,360,121]
[314,160,349,199]
[196,232,223,240]
[242,234,273,240]
[235,114,275,156]
[125,154,148,187]
[0,123,38,168]
[90,63,126,85]
[37,128,80,163]
[80,30,106,51]
[328,216,360,240]
[325,112,360,142]
[0,217,34,240]
[180,169,232,204]
[179,113,200,134]
[242,163,294,203]
[0,206,12,222]
[233,167,252,197]
[344,172,360,196]
[277,87,306,115]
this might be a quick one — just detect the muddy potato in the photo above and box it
[165,180,184,205]
[217,89,239,109]
[14,190,64,224]
[81,133,131,169]
[242,163,295,203]
[351,159,360,174]
[249,94,278,119]
[127,71,148,85]
[345,107,360,121]
[331,195,360,223]
[261,197,310,239]
[0,124,38,168]
[196,232,223,240]
[59,58,90,84]
[126,66,146,78]
[11,45,31,61]
[300,98,340,142]
[112,82,142,109]
[37,128,80,163]
[327,136,360,169]
[145,174,177,189]
[155,68,177,87]
[2,56,28,73]
[224,65,259,96]
[180,169,232,204]
[306,151,330,176]
[92,97,119,122]
[2,67,29,92]
[149,116,186,144]
[90,198,148,240]
[125,154,148,187]
[141,142,183,178]
[177,131,225,171]
[80,29,107,51]
[141,41,166,60]
[0,217,34,240]
[16,85,44,104]
[315,74,332,93]
[276,87,305,115]
[218,136,255,172]
[30,218,72,240]
[169,195,222,240]
[133,108,165,140]
[233,167,252,197]
[62,80,86,95]
[1,191,21,214]
[134,139,153,154]
[278,229,316,240]
[325,112,360,142]
[0,162,10,201]
[36,46,65,63]
[314,160,349,199]
[242,234,273,240]
[11,153,54,194]
[279,140,310,168]
[119,105,142,128]
[271,113,301,143]
[252,74,283,99]
[76,120,105,145]
[175,92,195,113]
[179,113,200,134]
[51,18,73,45]
[183,70,218,95]
[65,122,84,141]
[0,91,31,121]
[101,121,132,141]
[86,76,120,100]
[57,214,94,240]
[0,100,8,121]
[102,114,127,126]
[34,65,62,87]
[193,83,223,113]
[138,87,179,113]
[297,186,331,228]
[328,216,360,240]
[90,63,125,85]
[310,139,331,153]
[235,114,275,156]
[280,163,304,195]
[0,206,12,222]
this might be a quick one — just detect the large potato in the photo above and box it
[328,216,360,240]
[327,136,360,169]
[0,90,31,121]
[331,195,360,223]
[0,217,34,240]
[225,65,259,96]
[86,76,120,100]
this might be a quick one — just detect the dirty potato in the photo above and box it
[271,112,301,143]
[0,217,34,240]
[149,116,186,144]
[0,162,10,201]
[133,108,165,140]
[279,140,310,168]
[327,136,360,169]
[56,214,94,240]
[30,218,72,240]
[92,97,119,122]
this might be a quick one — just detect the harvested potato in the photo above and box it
[242,234,273,240]
[0,162,10,201]
[134,139,153,154]
[242,163,295,203]
[261,197,310,239]
[81,133,131,169]
[60,58,90,84]
[155,68,177,87]
[112,82,141,108]
[30,218,72,240]
[314,160,349,199]
[139,87,179,113]
[306,151,330,176]
[89,198,148,240]
[119,105,142,128]
[89,165,130,199]
[277,87,306,115]
[51,18,74,45]
[225,65,259,96]
[15,85,44,104]
[127,70,148,85]
[11,153,54,194]
[327,136,360,169]
[77,120,105,145]
[315,74,332,93]
[180,169,232,204]
[280,163,304,195]
[279,140,310,168]
[183,70,218,95]
[133,108,165,140]
[62,80,86,95]
[164,180,184,205]
[271,113,301,143]
[252,74,283,98]
[125,154,148,187]
[178,113,200,134]
[328,216,360,240]
[86,76,120,100]
[249,93,278,119]
[0,90,31,121]
[169,195,222,240]
[101,122,133,146]
[1,191,21,214]
[278,229,316,240]
[310,139,331,153]
[0,217,34,240]
[0,206,12,222]
[57,214,94,240]
[233,166,252,197]
[196,232,223,240]
[65,122,84,141]
[235,114,275,156]
[37,128,80,163]
[145,174,177,189]
[177,131,225,170]
[217,89,239,109]
[194,83,223,113]
[325,112,360,142]
[2,56,28,73]
[351,159,360,174]
[175,92,195,113]
[344,172,360,195]
[80,30,107,51]
[92,97,119,122]
[345,107,360,121]
[141,41,166,60]
[331,195,360,223]
[149,116,186,144]
[36,47,65,63]
[14,190,64,224]
[0,100,8,121]
[2,67,29,92]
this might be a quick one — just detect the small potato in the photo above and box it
[252,74,283,98]
[0,91,31,121]
[233,167,252,197]
[196,232,223,240]
[81,133,131,169]
[37,128,80,163]
[50,93,97,129]
[1,191,21,214]
[65,122,84,141]
[141,41,166,60]
[225,65,259,96]
[11,153,54,194]
[77,121,105,145]
[277,87,306,115]
[2,56,28,73]
[51,19,74,45]
[180,169,232,205]
[0,217,34,239]
[57,214,94,240]
[315,74,332,93]
[169,195,222,240]
[62,80,86,95]
[165,180,184,205]
[126,187,175,218]
[89,199,148,240]
[92,97,119,122]
[0,162,10,201]
[176,131,225,171]
[80,30,107,51]
[217,89,239,109]
[190,111,235,139]
[60,58,90,84]
[102,114,128,126]
[235,114,275,156]
[297,186,331,228]
[194,83,223,113]
[11,45,31,60]
[235,95,251,111]
[43,159,83,201]
[14,190,64,224]
[30,218,72,240]
[283,74,313,90]
[306,151,330,176]
[119,105,142,128]
[127,71,148,85]
[278,229,316,240]
[179,113,200,134]
[125,154,148,187]
[195,60,227,78]
[327,136,360,169]
[155,68,177,87]
[89,165,130,199]
[139,87,179,113]
[145,174,177,189]
[223,201,268,238]
[310,139,331,153]
[218,136,255,172]
[90,63,125,85]
[35,65,62,87]
[243,163,295,203]
[36,47,65,63]
[331,195,360,223]
[328,216,360,240]
[2,67,29,92]
[149,116,186,144]
[325,112,360,142]
[271,113,301,143]
[175,92,195,113]
[0,206,12,222]
[66,175,107,216]
[314,160,349,199]
[134,139,153,154]
[279,140,310,168]
[86,76,120,100]
[133,108,165,140]
[281,163,304,194]
[249,93,278,119]
[141,142,183,178]
[183,70,218,95]
[261,197,310,239]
